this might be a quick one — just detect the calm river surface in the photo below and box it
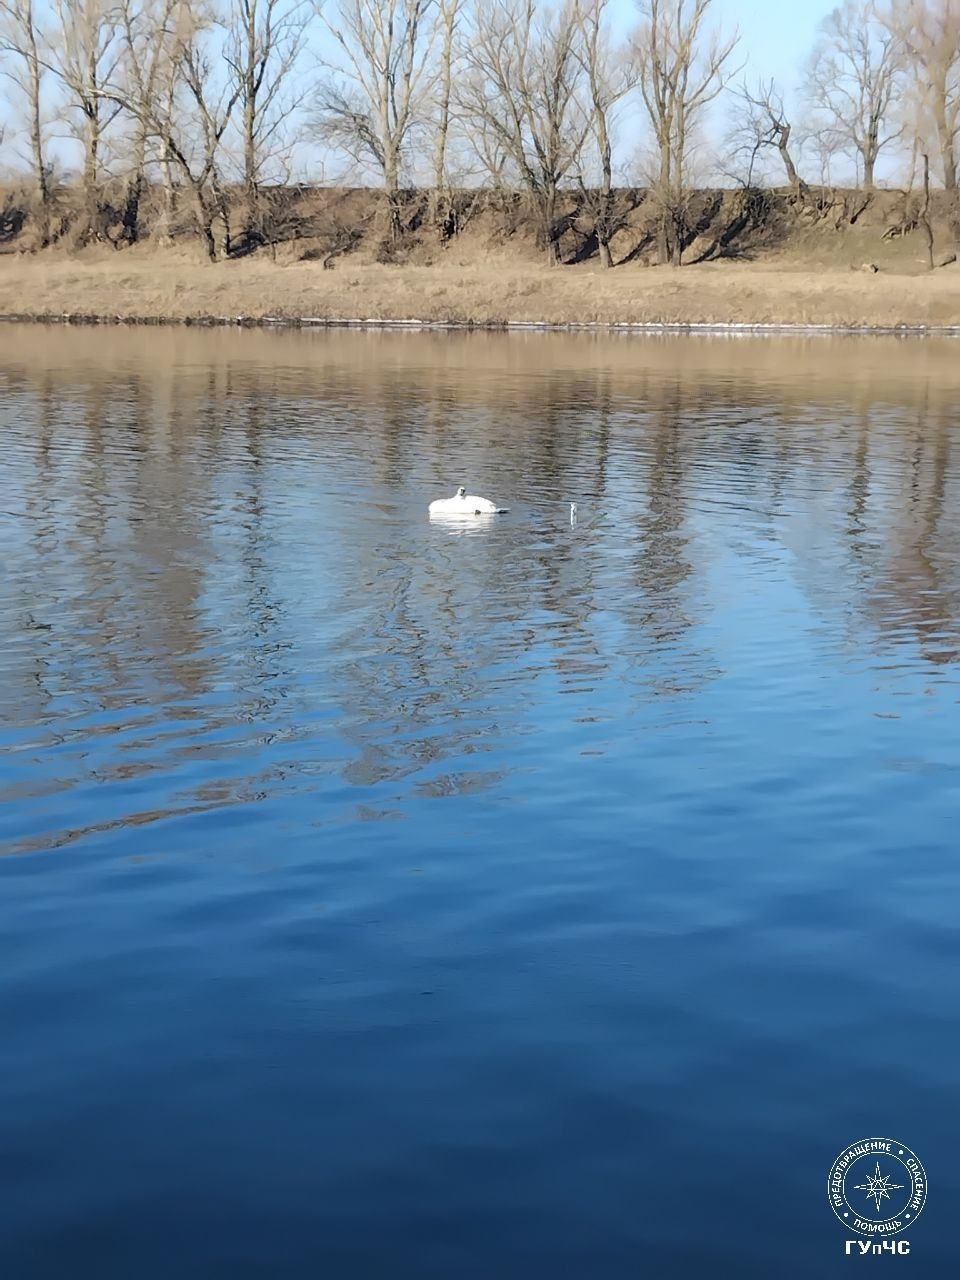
[2,327,959,1277]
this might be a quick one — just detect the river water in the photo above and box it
[2,327,959,1277]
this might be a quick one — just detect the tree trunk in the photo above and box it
[194,189,217,262]
[595,119,615,269]
[156,74,179,245]
[85,127,98,198]
[383,148,402,244]
[591,181,617,269]
[157,146,177,245]
[777,122,805,196]
[243,98,256,195]
[950,193,960,260]
[919,154,934,271]
[28,67,48,243]
[81,31,101,242]
[937,115,957,192]
[243,97,259,243]
[80,112,100,244]
[670,204,684,267]
[431,4,456,238]
[242,4,259,246]
[213,177,231,258]
[120,173,142,245]
[121,132,146,245]
[541,186,560,265]
[656,142,672,265]
[386,189,402,244]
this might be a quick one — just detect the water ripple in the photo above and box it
[2,329,960,1275]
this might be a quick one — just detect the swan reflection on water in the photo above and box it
[428,515,501,536]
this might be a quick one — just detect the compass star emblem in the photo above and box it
[828,1139,926,1236]
[854,1161,905,1214]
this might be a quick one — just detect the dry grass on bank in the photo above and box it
[1,246,960,328]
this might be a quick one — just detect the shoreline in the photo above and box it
[4,312,960,337]
[3,253,960,334]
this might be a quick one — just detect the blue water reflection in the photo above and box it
[1,328,959,1278]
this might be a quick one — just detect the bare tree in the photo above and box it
[884,0,959,187]
[882,0,960,249]
[633,0,739,265]
[805,121,845,186]
[806,0,901,189]
[104,0,241,259]
[576,0,631,267]
[728,79,806,193]
[110,0,182,243]
[0,0,51,241]
[176,7,243,256]
[314,0,438,243]
[223,0,309,243]
[919,150,936,265]
[45,0,123,241]
[428,0,460,235]
[458,0,589,264]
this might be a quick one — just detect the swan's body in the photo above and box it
[428,486,507,517]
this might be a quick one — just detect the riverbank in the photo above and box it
[2,251,960,331]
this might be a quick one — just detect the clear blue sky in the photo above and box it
[710,0,839,87]
[608,0,840,93]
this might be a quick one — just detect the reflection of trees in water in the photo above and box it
[223,367,293,719]
[634,382,692,617]
[846,397,871,548]
[715,384,960,672]
[516,375,611,698]
[2,370,225,831]
[98,372,214,704]
[6,340,960,842]
[868,399,960,665]
[3,371,58,736]
[325,367,729,794]
[614,378,721,702]
[797,380,960,666]
[332,574,512,793]
[312,373,607,791]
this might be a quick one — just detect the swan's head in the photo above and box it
[456,486,466,498]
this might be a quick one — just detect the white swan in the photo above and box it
[428,485,507,517]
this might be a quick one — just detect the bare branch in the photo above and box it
[805,0,902,189]
[222,0,311,210]
[312,0,438,240]
[728,78,805,193]
[0,0,52,238]
[457,0,589,263]
[574,0,633,266]
[879,0,960,191]
[632,0,740,264]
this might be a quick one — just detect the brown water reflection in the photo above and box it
[6,324,960,1279]
[3,325,960,848]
